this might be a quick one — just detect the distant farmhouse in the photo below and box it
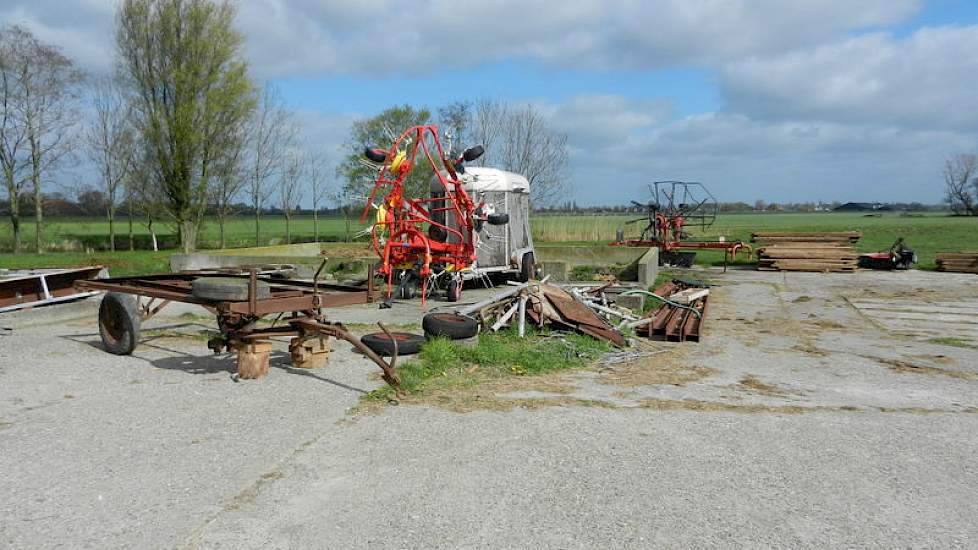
[834,202,890,212]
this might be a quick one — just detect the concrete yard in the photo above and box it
[2,269,977,549]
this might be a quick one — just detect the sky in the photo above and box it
[4,0,978,205]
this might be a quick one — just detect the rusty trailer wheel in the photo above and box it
[98,292,141,355]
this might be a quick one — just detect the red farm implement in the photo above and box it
[361,125,490,303]
[612,181,751,268]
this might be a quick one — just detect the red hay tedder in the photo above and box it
[361,125,493,303]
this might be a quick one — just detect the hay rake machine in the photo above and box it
[613,181,751,268]
[361,125,491,303]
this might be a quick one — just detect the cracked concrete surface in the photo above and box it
[1,268,977,548]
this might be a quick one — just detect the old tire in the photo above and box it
[98,292,141,355]
[423,313,478,340]
[520,251,536,282]
[192,277,271,302]
[360,332,424,356]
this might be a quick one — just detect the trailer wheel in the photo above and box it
[98,292,141,355]
[423,313,478,339]
[446,278,462,302]
[192,277,271,302]
[360,332,424,356]
[520,252,536,282]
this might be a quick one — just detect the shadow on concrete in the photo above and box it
[61,325,371,393]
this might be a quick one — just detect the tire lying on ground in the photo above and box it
[360,332,425,356]
[422,312,479,339]
[191,277,271,302]
[99,292,141,355]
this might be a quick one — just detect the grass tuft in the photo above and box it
[366,327,611,403]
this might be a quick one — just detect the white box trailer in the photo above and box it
[431,166,536,282]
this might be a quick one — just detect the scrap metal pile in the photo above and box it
[439,277,711,346]
[446,278,627,347]
[753,232,862,272]
[936,252,978,274]
[632,280,709,342]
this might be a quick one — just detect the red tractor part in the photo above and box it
[361,125,485,302]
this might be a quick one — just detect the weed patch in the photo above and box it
[363,327,611,406]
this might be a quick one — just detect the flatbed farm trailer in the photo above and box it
[75,268,400,386]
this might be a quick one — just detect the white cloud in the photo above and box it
[1,0,922,76]
[720,25,978,130]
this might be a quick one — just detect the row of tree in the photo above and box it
[2,0,572,254]
[0,2,310,254]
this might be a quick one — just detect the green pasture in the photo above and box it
[533,211,978,268]
[1,212,976,275]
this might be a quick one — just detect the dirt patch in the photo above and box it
[596,350,716,388]
[738,375,797,397]
[914,354,956,365]
[0,420,12,430]
[638,398,814,414]
[792,296,812,303]
[810,319,845,330]
[792,342,828,357]
[226,470,285,511]
[867,356,977,381]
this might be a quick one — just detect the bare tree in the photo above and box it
[126,147,164,251]
[85,77,134,251]
[0,24,84,253]
[279,149,305,244]
[498,104,569,206]
[0,29,28,252]
[471,98,508,168]
[944,154,978,216]
[307,151,329,242]
[246,84,294,246]
[437,100,471,154]
[210,103,251,248]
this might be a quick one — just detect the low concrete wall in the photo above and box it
[170,242,375,279]
[534,245,649,268]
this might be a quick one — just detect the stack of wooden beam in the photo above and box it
[936,252,978,274]
[752,232,861,272]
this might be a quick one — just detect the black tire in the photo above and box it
[98,292,141,355]
[520,251,536,282]
[364,147,388,163]
[192,277,271,302]
[360,332,424,356]
[423,313,478,339]
[446,278,462,302]
[487,213,509,225]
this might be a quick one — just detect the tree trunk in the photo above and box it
[10,206,21,253]
[179,219,197,253]
[285,214,291,245]
[33,177,43,254]
[147,216,158,251]
[108,207,116,252]
[313,209,319,242]
[219,213,226,249]
[128,197,135,251]
[254,210,261,247]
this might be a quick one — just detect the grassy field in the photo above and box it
[2,212,977,275]
[533,211,978,268]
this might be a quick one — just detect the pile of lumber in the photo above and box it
[936,252,978,274]
[456,278,626,347]
[634,280,709,342]
[751,232,861,272]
